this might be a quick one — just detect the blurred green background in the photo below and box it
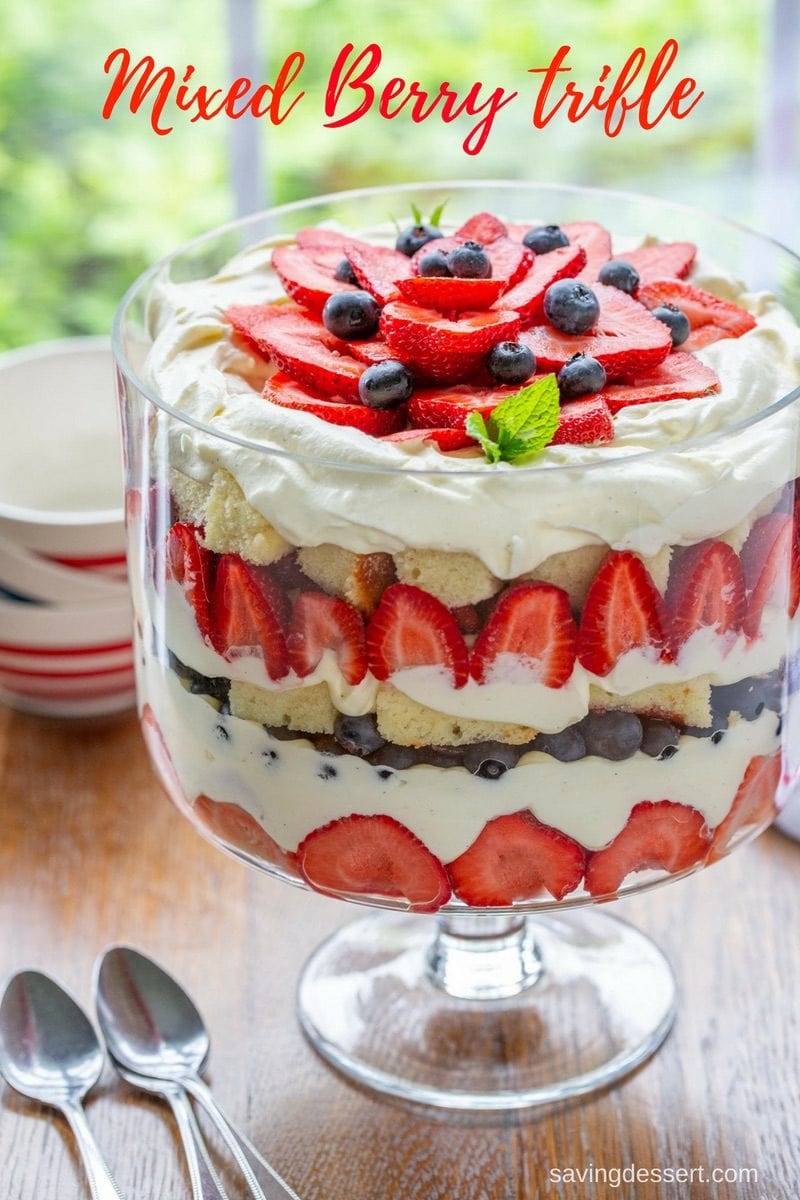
[0,0,783,350]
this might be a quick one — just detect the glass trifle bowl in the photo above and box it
[114,182,800,1110]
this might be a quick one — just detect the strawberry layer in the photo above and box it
[160,581,787,734]
[144,652,781,860]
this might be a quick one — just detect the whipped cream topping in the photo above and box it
[141,226,800,577]
[144,653,780,858]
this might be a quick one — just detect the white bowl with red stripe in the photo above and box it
[0,337,134,717]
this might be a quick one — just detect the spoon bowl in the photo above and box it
[95,946,208,1080]
[0,971,104,1103]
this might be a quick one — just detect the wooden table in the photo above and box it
[0,703,798,1200]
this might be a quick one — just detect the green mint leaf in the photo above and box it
[467,375,561,465]
[465,411,502,463]
[429,200,448,228]
[411,202,423,225]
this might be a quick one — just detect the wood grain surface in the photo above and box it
[0,702,798,1200]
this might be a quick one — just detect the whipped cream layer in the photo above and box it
[142,226,800,578]
[144,653,780,859]
[160,581,787,732]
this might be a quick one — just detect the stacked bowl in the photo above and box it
[0,338,134,718]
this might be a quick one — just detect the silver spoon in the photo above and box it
[109,1058,229,1200]
[94,947,300,1200]
[0,971,125,1200]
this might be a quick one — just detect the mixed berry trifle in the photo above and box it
[130,201,800,912]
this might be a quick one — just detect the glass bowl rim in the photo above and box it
[112,178,800,479]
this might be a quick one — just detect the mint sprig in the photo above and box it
[465,375,560,465]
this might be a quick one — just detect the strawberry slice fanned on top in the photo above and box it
[455,212,509,243]
[562,221,613,280]
[412,237,533,290]
[381,302,520,383]
[344,241,414,306]
[264,372,407,436]
[396,276,506,313]
[522,283,672,380]
[226,305,364,398]
[595,352,720,415]
[494,243,587,328]
[615,241,696,285]
[638,278,756,350]
[272,244,357,314]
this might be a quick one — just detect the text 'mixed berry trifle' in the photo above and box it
[132,199,800,912]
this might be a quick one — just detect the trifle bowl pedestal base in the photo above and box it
[297,908,676,1111]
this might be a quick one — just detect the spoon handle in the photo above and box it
[183,1077,300,1200]
[61,1099,125,1200]
[165,1087,230,1200]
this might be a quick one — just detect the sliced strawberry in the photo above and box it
[263,372,406,436]
[494,243,587,328]
[226,301,333,355]
[408,382,524,429]
[212,554,289,679]
[448,811,586,905]
[381,302,520,383]
[341,338,396,365]
[396,276,506,313]
[614,241,696,285]
[412,237,533,289]
[366,582,469,687]
[639,278,756,349]
[708,753,781,862]
[288,592,367,685]
[470,583,577,688]
[578,550,670,676]
[550,396,614,446]
[598,352,720,415]
[740,512,800,639]
[344,241,414,306]
[562,221,612,280]
[229,306,364,398]
[382,426,475,451]
[272,245,356,313]
[166,523,215,643]
[451,603,482,634]
[295,226,351,255]
[298,814,451,911]
[521,283,672,380]
[193,795,299,876]
[666,540,745,651]
[455,212,508,243]
[584,801,710,897]
[141,703,186,805]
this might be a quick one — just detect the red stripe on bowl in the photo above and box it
[0,639,133,657]
[0,675,136,701]
[48,553,128,569]
[0,660,135,680]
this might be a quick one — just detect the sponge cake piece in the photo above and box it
[297,544,395,615]
[229,680,336,734]
[588,677,712,728]
[393,549,501,606]
[376,685,537,747]
[202,470,289,565]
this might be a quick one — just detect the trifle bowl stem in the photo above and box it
[297,908,675,1109]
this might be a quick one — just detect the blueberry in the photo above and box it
[214,724,230,742]
[557,353,607,399]
[334,713,386,757]
[418,249,452,278]
[358,360,414,409]
[582,711,643,760]
[544,279,600,335]
[522,224,570,254]
[322,290,381,340]
[462,741,521,778]
[650,303,690,347]
[265,724,300,742]
[334,257,358,284]
[486,341,536,385]
[640,718,680,759]
[684,715,729,738]
[396,223,443,257]
[449,241,492,279]
[318,762,338,780]
[711,676,777,723]
[368,744,418,770]
[597,259,640,295]
[316,734,347,756]
[533,726,586,762]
